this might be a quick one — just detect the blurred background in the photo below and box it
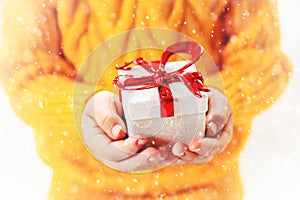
[0,0,299,199]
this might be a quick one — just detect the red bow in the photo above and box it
[113,41,210,117]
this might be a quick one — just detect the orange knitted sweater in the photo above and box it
[0,0,292,199]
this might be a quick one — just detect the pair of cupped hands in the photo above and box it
[81,88,232,172]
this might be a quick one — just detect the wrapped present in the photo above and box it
[113,41,210,147]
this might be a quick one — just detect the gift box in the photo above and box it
[113,41,210,147]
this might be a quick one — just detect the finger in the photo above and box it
[192,115,233,158]
[172,142,212,165]
[82,102,128,161]
[182,153,212,165]
[83,130,148,162]
[189,136,202,152]
[107,147,175,172]
[82,110,145,162]
[85,91,126,140]
[172,142,188,157]
[172,142,204,163]
[206,88,231,137]
[184,138,217,158]
[192,137,218,157]
[109,137,148,161]
[206,115,233,157]
[188,132,217,154]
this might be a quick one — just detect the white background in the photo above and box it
[1,0,300,199]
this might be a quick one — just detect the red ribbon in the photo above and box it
[113,41,210,117]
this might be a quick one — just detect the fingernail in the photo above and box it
[189,139,201,152]
[112,124,123,137]
[207,122,217,137]
[189,144,201,152]
[137,138,147,145]
[173,151,185,157]
[124,138,137,146]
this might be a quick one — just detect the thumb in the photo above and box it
[206,88,231,137]
[86,91,126,140]
[100,114,126,140]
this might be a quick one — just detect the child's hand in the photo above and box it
[81,91,175,172]
[81,88,232,171]
[172,88,233,164]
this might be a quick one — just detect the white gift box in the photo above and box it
[118,61,209,147]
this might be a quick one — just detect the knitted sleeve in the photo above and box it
[0,0,94,167]
[0,0,77,128]
[219,0,293,124]
[0,1,293,199]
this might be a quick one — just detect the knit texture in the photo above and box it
[0,0,292,199]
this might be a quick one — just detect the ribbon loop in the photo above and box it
[160,41,203,74]
[113,41,210,117]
